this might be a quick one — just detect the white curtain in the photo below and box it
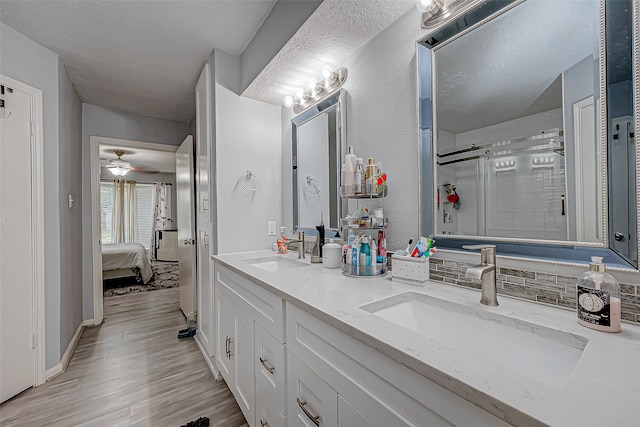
[150,182,169,253]
[126,180,137,242]
[111,179,136,243]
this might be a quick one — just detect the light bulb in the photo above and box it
[321,66,332,80]
[416,0,435,13]
[283,95,294,108]
[307,78,318,90]
[294,88,305,100]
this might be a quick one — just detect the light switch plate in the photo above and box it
[268,221,276,236]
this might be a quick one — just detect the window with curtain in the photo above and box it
[100,181,156,249]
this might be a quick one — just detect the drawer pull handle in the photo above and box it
[225,336,233,359]
[297,398,320,426]
[259,357,275,374]
[260,420,268,427]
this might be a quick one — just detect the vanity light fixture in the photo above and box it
[283,67,348,114]
[417,0,443,25]
[495,160,516,170]
[532,157,555,167]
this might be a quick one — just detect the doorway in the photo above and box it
[0,75,46,402]
[90,137,184,324]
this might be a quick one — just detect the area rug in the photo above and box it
[104,261,179,297]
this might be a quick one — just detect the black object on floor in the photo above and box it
[181,416,209,427]
[178,328,196,339]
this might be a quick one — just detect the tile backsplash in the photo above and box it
[428,258,640,325]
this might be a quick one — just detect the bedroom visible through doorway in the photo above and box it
[95,139,180,306]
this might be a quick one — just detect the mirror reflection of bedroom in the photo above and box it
[99,143,180,300]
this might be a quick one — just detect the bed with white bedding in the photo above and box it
[102,243,153,284]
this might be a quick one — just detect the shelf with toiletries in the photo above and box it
[340,145,389,278]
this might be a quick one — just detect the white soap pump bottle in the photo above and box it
[576,256,621,332]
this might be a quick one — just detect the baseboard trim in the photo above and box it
[45,363,63,380]
[45,321,86,381]
[83,319,98,327]
[194,333,220,380]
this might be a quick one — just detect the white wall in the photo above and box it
[1,22,63,369]
[282,8,427,250]
[214,51,282,254]
[81,104,189,319]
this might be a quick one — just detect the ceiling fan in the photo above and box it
[105,150,133,176]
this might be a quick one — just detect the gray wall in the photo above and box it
[58,60,84,359]
[562,56,596,241]
[82,104,190,319]
[1,22,63,369]
[240,0,322,93]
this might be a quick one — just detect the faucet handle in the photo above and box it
[462,244,496,250]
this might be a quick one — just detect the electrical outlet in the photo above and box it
[268,221,277,236]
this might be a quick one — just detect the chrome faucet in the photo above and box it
[462,244,498,306]
[286,231,306,259]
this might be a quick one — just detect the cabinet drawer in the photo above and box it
[338,395,375,427]
[256,383,287,427]
[286,302,508,427]
[215,264,285,342]
[255,322,287,416]
[287,350,337,427]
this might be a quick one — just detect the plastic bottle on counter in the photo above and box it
[576,256,621,333]
[344,146,357,196]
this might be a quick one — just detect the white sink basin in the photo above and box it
[244,256,308,272]
[360,292,587,387]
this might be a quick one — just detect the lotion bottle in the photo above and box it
[576,256,621,332]
[344,146,357,196]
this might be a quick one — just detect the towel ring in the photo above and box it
[305,176,320,194]
[241,170,261,192]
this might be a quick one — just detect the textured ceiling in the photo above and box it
[242,0,415,105]
[0,0,276,122]
[100,144,176,174]
[435,0,597,134]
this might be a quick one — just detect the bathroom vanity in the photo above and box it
[212,251,640,427]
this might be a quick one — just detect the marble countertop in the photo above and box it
[213,250,640,427]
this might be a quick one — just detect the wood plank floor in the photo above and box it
[0,288,247,427]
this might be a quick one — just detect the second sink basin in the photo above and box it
[244,255,308,272]
[360,291,587,387]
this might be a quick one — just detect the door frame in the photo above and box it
[0,74,46,386]
[90,136,178,324]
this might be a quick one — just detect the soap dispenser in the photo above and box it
[576,256,621,332]
[311,216,325,264]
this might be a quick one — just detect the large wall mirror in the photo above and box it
[292,90,346,232]
[418,0,638,268]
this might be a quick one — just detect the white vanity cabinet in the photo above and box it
[212,259,508,427]
[214,263,288,427]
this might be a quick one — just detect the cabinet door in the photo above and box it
[233,309,255,424]
[287,351,337,427]
[338,395,376,427]
[215,288,235,381]
[256,383,287,427]
[197,224,214,357]
[255,323,287,416]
